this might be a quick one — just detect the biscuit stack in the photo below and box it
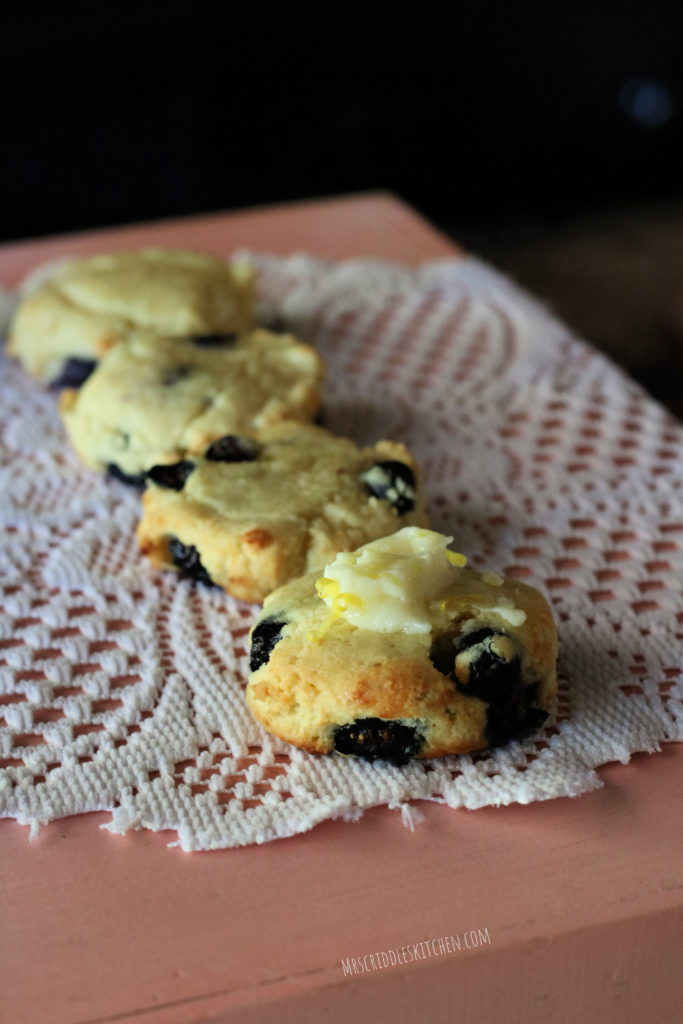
[7,248,429,603]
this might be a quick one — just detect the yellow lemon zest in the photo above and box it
[439,590,490,613]
[311,577,364,641]
[307,609,339,643]
[334,592,364,613]
[481,570,503,587]
[316,576,364,614]
[315,576,338,602]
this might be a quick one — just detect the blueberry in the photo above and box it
[453,629,521,706]
[49,357,97,390]
[168,536,214,586]
[361,461,416,515]
[249,618,286,672]
[205,435,261,462]
[189,332,238,347]
[146,460,195,490]
[333,718,424,765]
[107,463,147,489]
[443,628,546,748]
[428,633,458,678]
[160,365,191,386]
[486,700,548,750]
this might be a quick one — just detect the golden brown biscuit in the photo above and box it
[246,529,557,762]
[7,248,255,383]
[59,328,324,482]
[136,423,429,603]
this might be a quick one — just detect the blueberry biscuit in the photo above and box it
[136,423,428,603]
[246,528,557,762]
[7,248,255,384]
[59,329,324,483]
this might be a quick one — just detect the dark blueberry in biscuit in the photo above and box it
[146,460,195,491]
[453,628,546,748]
[361,461,416,515]
[205,435,261,462]
[333,718,424,765]
[168,536,214,586]
[160,365,192,386]
[453,629,521,705]
[485,698,548,750]
[188,332,238,347]
[49,357,97,390]
[249,618,286,672]
[107,463,147,489]
[428,633,458,678]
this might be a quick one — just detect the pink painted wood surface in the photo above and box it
[1,194,682,1024]
[0,192,458,289]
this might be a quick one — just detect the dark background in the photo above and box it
[4,1,683,411]
[3,1,681,242]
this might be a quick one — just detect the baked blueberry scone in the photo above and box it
[59,329,325,483]
[246,528,557,763]
[7,248,255,385]
[136,423,428,603]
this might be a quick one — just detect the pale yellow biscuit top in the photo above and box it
[247,530,558,757]
[171,424,424,535]
[137,423,429,603]
[7,248,255,381]
[59,329,324,475]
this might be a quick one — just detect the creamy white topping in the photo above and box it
[315,527,526,635]
[484,602,527,627]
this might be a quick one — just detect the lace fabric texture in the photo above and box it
[1,254,682,851]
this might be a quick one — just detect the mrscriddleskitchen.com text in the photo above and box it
[341,929,491,977]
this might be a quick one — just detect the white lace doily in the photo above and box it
[1,254,682,851]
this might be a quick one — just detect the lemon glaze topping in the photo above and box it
[315,527,527,635]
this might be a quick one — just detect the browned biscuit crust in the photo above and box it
[136,423,429,603]
[246,563,557,760]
